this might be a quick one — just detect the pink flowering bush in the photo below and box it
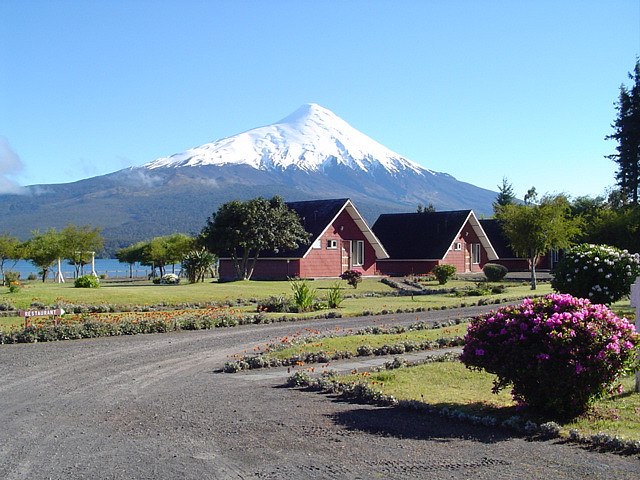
[552,243,640,304]
[461,294,638,419]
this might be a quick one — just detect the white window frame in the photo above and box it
[312,238,322,249]
[327,239,338,249]
[472,243,481,264]
[350,240,364,266]
[453,242,462,251]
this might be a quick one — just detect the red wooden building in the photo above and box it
[218,198,389,281]
[372,210,498,276]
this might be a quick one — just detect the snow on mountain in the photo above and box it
[143,104,432,176]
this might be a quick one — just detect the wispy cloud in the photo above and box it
[0,137,24,194]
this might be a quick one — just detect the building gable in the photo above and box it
[373,210,497,261]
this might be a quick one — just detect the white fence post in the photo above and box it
[631,277,640,392]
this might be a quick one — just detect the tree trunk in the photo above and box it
[530,254,538,290]
[129,263,133,279]
[247,253,259,281]
[41,268,48,283]
[241,249,251,280]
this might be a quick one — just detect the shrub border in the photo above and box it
[223,318,468,373]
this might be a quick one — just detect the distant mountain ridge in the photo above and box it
[0,104,497,253]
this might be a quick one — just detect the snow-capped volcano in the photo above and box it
[144,103,429,175]
[0,103,499,253]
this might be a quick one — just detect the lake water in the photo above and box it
[4,259,180,280]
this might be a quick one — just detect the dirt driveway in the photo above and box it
[1,306,638,479]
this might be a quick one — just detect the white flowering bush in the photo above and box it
[159,273,180,285]
[552,244,640,304]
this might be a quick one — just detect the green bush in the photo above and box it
[483,263,508,282]
[257,296,291,313]
[290,279,317,312]
[552,244,640,304]
[326,281,345,308]
[182,248,215,283]
[2,271,20,287]
[74,275,100,288]
[432,264,456,285]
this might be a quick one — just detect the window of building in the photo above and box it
[327,239,338,249]
[351,240,364,266]
[453,242,462,251]
[312,238,321,249]
[472,243,481,264]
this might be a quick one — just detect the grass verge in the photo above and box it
[336,360,640,441]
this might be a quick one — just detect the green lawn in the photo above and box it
[0,278,394,310]
[0,278,556,332]
[338,362,640,440]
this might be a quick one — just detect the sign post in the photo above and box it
[630,278,640,392]
[19,308,66,328]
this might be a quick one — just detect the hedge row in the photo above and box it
[223,336,464,373]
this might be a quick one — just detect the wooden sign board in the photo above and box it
[18,308,65,328]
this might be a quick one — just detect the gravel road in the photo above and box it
[1,306,638,479]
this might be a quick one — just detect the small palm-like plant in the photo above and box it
[290,279,316,312]
[326,281,344,309]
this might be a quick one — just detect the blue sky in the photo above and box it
[1,1,638,200]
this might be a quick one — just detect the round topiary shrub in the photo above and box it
[432,264,456,285]
[461,294,638,419]
[551,244,640,304]
[483,263,508,282]
[74,275,100,288]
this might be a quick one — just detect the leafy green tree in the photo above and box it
[607,59,640,206]
[581,206,640,254]
[492,177,516,213]
[0,234,23,282]
[24,229,64,282]
[416,203,436,213]
[115,243,147,278]
[523,186,538,206]
[201,196,309,280]
[60,224,104,277]
[147,234,194,276]
[568,195,639,254]
[496,195,581,290]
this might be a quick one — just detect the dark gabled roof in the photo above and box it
[372,210,473,260]
[479,219,518,258]
[268,198,350,258]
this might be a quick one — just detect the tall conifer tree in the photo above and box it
[607,60,640,206]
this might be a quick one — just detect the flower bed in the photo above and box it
[223,319,467,373]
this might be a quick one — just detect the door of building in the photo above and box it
[341,241,351,273]
[464,244,471,273]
